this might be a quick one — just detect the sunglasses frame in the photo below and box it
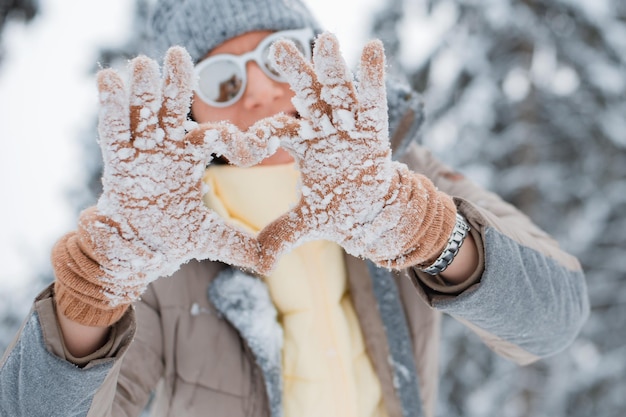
[193,28,315,107]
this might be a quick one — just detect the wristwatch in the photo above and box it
[420,213,471,275]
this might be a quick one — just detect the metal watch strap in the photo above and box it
[420,213,471,275]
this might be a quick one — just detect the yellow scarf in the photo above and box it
[203,163,388,417]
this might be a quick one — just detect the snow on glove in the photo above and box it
[52,47,286,327]
[256,33,458,272]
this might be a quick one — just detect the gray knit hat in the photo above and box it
[148,0,323,63]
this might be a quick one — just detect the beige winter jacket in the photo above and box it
[0,87,589,417]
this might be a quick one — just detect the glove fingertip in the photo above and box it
[97,68,131,150]
[314,31,341,56]
[164,45,194,73]
[129,55,162,101]
[162,45,195,114]
[269,39,304,75]
[97,68,125,105]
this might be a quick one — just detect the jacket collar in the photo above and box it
[208,269,284,417]
[208,261,425,417]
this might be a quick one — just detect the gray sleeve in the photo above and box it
[0,311,114,417]
[412,226,589,363]
[400,145,590,364]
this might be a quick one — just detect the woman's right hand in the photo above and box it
[53,46,281,327]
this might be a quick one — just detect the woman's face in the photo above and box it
[191,30,297,165]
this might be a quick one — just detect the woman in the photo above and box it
[0,0,589,416]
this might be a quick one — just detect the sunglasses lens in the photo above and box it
[195,30,313,106]
[197,59,243,104]
[261,43,282,78]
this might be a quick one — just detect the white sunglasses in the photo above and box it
[193,28,314,107]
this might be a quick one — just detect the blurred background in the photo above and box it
[1,0,625,416]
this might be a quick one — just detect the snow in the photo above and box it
[502,67,530,101]
[551,66,580,96]
[587,60,626,94]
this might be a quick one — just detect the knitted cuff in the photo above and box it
[51,232,130,327]
[375,172,457,270]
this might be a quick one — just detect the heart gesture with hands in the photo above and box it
[53,35,457,327]
[256,33,458,273]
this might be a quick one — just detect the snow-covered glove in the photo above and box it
[256,33,458,272]
[52,47,283,327]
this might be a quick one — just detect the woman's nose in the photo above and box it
[241,61,285,109]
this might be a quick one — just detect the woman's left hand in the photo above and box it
[256,32,457,273]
